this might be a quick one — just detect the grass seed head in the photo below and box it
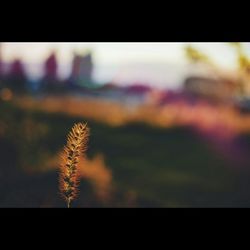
[59,122,89,208]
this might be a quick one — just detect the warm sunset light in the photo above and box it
[1,42,250,208]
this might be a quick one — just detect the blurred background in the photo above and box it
[1,42,250,207]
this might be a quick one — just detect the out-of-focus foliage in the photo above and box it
[185,43,250,96]
[185,45,213,66]
[79,154,112,202]
[229,42,250,73]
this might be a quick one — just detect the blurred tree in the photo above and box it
[67,52,82,89]
[44,52,58,81]
[6,59,27,93]
[67,50,95,90]
[40,51,61,93]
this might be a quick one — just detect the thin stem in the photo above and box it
[67,200,70,208]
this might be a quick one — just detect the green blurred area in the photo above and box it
[1,100,250,207]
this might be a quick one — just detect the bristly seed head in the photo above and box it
[59,122,89,208]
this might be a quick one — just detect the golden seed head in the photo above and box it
[59,122,89,207]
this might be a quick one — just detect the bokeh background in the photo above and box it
[1,42,250,207]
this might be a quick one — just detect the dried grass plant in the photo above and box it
[59,122,89,208]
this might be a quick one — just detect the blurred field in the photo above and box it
[14,94,250,134]
[1,96,250,207]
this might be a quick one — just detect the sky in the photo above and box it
[1,42,249,89]
[1,42,241,65]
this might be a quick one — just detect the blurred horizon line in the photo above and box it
[0,60,196,89]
